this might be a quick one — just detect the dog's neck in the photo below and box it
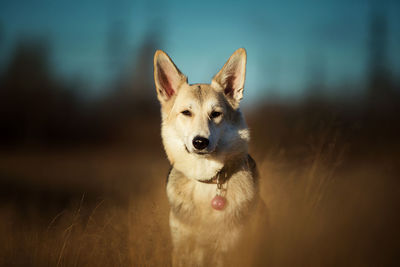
[197,167,226,184]
[173,156,223,181]
[172,153,246,182]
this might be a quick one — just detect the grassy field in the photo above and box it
[0,110,399,266]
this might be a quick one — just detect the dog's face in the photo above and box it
[166,83,234,155]
[154,49,249,179]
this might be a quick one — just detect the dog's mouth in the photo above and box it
[185,145,214,156]
[194,151,209,155]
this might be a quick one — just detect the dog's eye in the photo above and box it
[210,111,222,119]
[181,110,192,116]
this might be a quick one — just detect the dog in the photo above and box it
[153,48,267,266]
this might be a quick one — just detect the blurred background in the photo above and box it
[0,0,399,266]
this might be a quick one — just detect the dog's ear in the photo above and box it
[154,50,187,103]
[212,48,246,109]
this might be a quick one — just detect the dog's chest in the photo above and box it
[166,168,256,228]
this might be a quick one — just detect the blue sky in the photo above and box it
[0,0,399,104]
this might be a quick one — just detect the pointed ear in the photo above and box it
[212,48,246,109]
[154,50,187,103]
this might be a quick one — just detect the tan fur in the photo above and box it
[154,48,266,266]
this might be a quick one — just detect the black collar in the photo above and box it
[197,168,227,185]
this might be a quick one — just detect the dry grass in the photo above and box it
[0,124,399,266]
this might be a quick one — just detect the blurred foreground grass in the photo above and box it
[0,111,399,266]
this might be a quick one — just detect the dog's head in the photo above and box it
[154,49,249,179]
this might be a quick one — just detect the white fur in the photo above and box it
[162,123,224,180]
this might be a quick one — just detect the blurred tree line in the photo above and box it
[0,11,399,149]
[0,26,160,147]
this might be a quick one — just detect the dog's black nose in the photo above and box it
[192,136,209,150]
